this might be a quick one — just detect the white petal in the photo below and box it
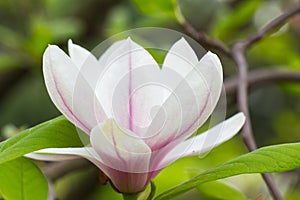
[162,37,198,77]
[98,40,126,64]
[25,146,150,193]
[90,119,151,173]
[25,147,97,162]
[144,51,223,150]
[68,40,127,89]
[68,40,102,88]
[158,113,246,169]
[68,39,97,69]
[25,147,120,184]
[180,51,223,135]
[43,45,106,133]
[95,38,162,132]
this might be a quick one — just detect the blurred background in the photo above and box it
[0,0,300,199]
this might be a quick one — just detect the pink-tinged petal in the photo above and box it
[162,37,198,77]
[122,38,202,138]
[25,147,149,193]
[95,38,162,131]
[90,119,152,192]
[26,148,104,177]
[144,51,223,151]
[106,169,149,193]
[178,51,223,136]
[90,118,151,173]
[43,45,106,133]
[158,113,246,169]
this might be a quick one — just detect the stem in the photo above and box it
[122,182,156,200]
[122,193,140,200]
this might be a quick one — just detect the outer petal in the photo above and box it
[90,118,151,173]
[90,119,152,192]
[95,38,166,133]
[43,45,106,133]
[68,39,126,89]
[162,37,198,77]
[68,40,98,69]
[98,40,125,65]
[68,40,101,89]
[25,146,149,193]
[25,147,96,161]
[157,113,246,169]
[145,50,223,151]
[25,147,114,181]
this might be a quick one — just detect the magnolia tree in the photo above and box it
[0,1,300,200]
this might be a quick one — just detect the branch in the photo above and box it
[225,68,300,96]
[232,42,284,200]
[229,4,300,199]
[232,43,257,151]
[182,21,231,57]
[244,4,300,48]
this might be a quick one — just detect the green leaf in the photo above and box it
[146,182,156,200]
[184,161,246,200]
[196,181,246,200]
[0,157,48,200]
[0,116,83,165]
[153,156,203,196]
[155,143,300,200]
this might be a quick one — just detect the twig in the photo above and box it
[231,42,257,151]
[225,68,300,96]
[182,21,231,57]
[244,4,300,48]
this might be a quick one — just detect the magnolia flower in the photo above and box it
[26,38,245,193]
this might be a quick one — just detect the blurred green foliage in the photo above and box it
[132,0,178,21]
[0,0,300,199]
[211,0,262,41]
